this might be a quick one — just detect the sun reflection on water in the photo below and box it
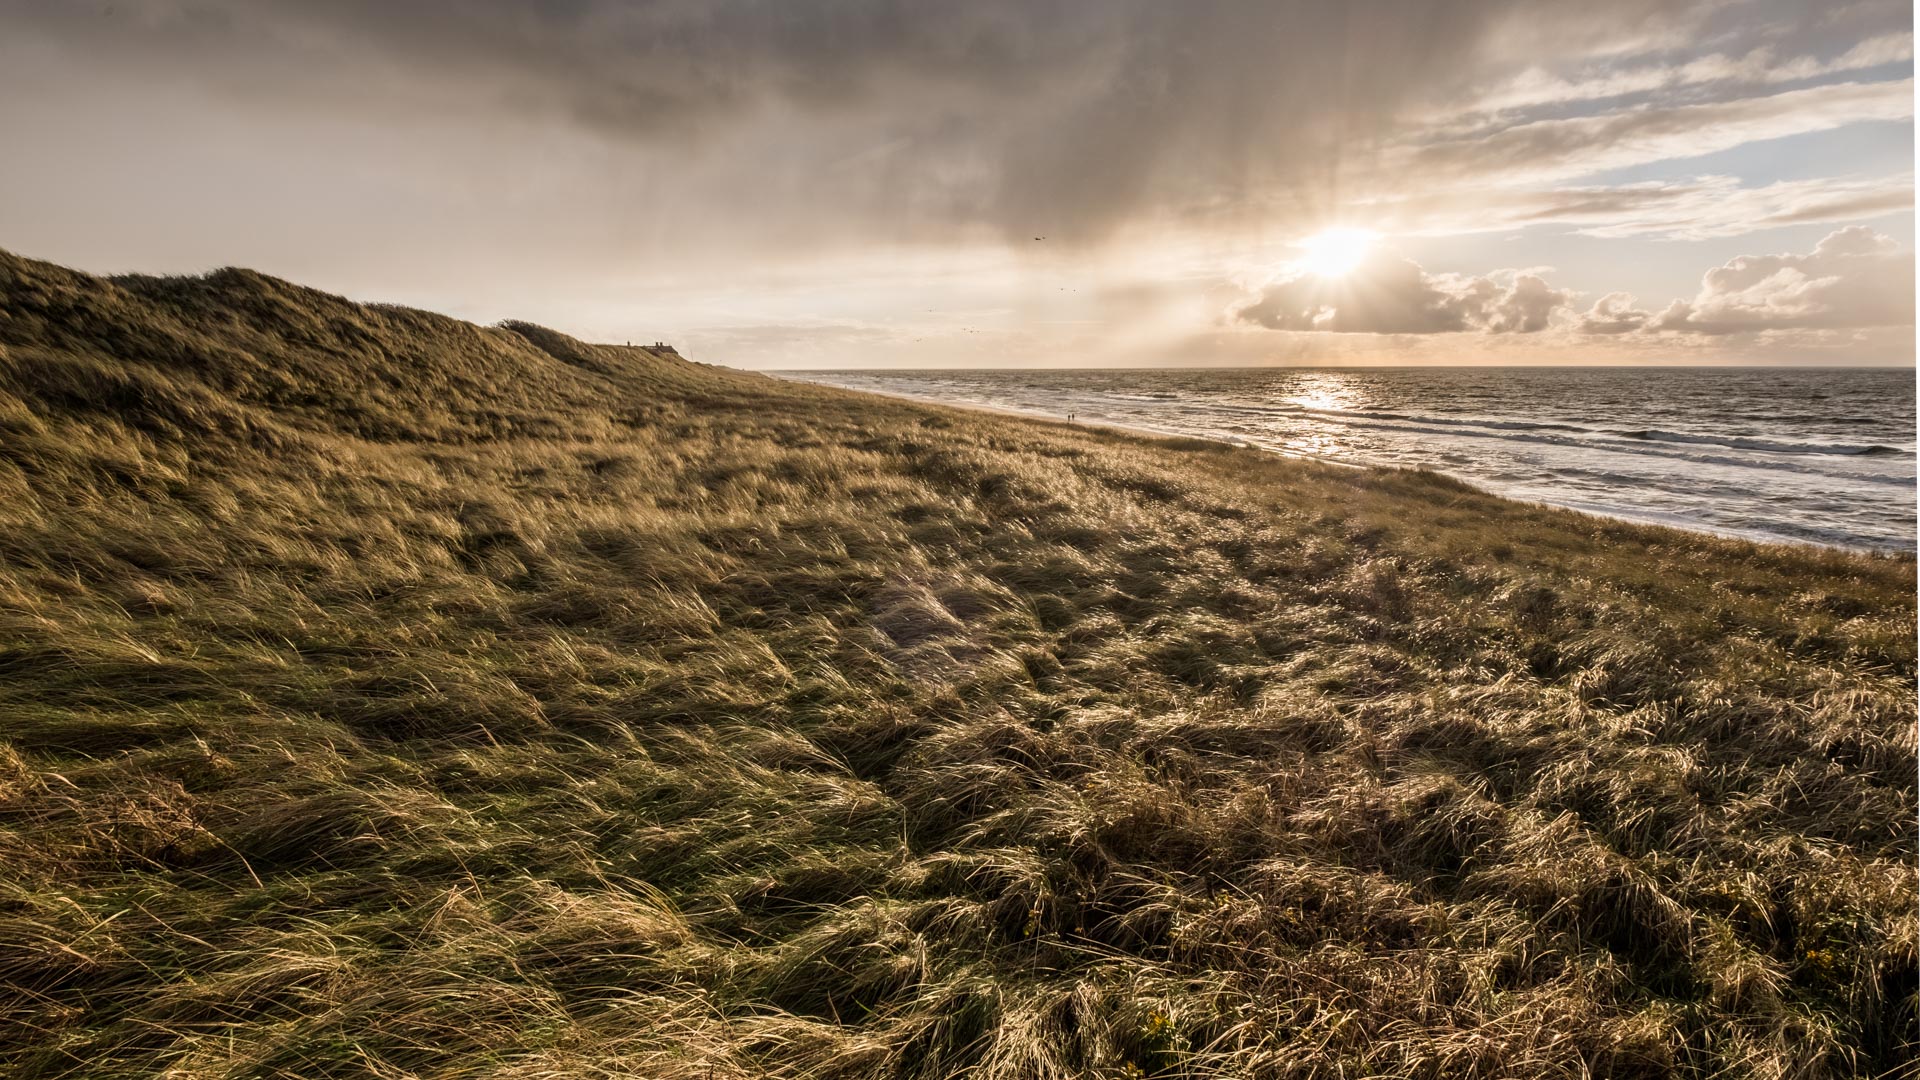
[1284,373,1362,413]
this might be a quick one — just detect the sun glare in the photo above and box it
[1293,227,1378,277]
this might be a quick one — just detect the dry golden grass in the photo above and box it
[0,248,1913,1078]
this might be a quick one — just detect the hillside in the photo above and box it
[0,248,1913,1079]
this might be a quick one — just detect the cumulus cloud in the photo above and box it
[1485,273,1574,332]
[1563,227,1916,339]
[1578,293,1654,335]
[1233,252,1572,335]
[1649,226,1915,335]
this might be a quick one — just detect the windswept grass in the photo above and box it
[0,248,1913,1078]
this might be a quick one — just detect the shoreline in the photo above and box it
[770,373,1361,462]
[779,376,1284,449]
[769,372,1897,554]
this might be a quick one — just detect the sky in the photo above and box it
[0,0,1913,368]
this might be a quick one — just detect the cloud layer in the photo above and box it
[0,0,1909,367]
[2,0,1908,248]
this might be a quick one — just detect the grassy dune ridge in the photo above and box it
[0,248,1913,1078]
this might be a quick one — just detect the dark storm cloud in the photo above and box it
[1,0,1748,242]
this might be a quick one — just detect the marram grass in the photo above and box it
[0,249,1913,1078]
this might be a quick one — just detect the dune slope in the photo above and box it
[0,249,1913,1078]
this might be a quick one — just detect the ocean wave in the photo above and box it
[1234,415,1915,486]
[1271,405,1908,463]
[1285,406,1597,435]
[1283,407,1903,456]
[1613,429,1901,456]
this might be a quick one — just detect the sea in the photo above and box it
[780,367,1917,551]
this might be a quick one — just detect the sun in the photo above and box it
[1293,227,1379,277]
